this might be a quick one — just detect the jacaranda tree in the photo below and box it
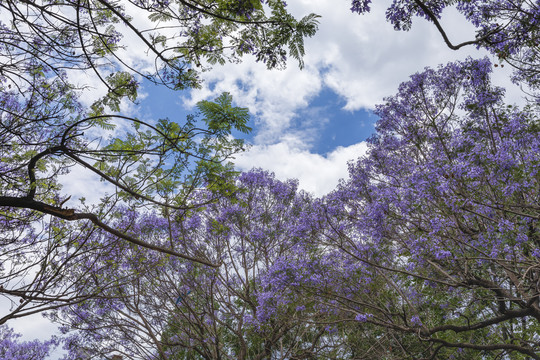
[49,169,326,359]
[261,57,540,359]
[0,324,59,360]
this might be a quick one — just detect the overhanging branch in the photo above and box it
[0,196,220,267]
[412,0,500,50]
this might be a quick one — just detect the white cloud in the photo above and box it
[183,58,323,144]
[234,141,368,196]
[59,164,115,207]
[8,310,60,340]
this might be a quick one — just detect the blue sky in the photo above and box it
[140,78,377,155]
[299,87,377,154]
[135,74,377,195]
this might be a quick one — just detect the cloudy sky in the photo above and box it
[59,0,522,199]
[9,0,524,353]
[167,0,519,195]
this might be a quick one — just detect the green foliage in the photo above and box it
[198,92,251,135]
[89,92,250,208]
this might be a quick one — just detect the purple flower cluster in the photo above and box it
[0,325,58,360]
[350,0,371,14]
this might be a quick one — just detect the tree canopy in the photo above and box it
[3,1,540,359]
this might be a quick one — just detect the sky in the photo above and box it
[157,0,520,195]
[7,0,525,354]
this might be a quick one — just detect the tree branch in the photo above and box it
[412,0,500,50]
[0,196,220,267]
